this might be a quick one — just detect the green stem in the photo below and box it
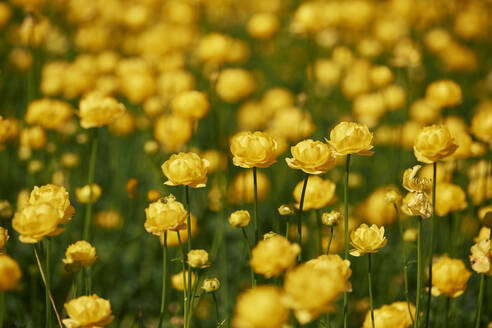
[343,154,351,328]
[368,254,375,328]
[83,128,99,242]
[44,239,52,328]
[253,167,259,244]
[298,174,309,262]
[241,228,256,287]
[212,292,220,328]
[0,291,4,328]
[425,162,437,328]
[177,231,188,326]
[474,274,486,328]
[158,232,168,328]
[285,220,291,240]
[394,203,414,324]
[316,210,322,256]
[326,227,334,255]
[186,269,200,328]
[444,297,449,328]
[415,217,423,328]
[185,186,192,323]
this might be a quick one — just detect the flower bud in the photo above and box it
[202,278,220,293]
[228,210,250,228]
[76,184,102,203]
[321,211,342,227]
[278,204,295,216]
[63,241,97,272]
[187,249,210,269]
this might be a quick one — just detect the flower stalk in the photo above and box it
[158,231,168,328]
[297,174,309,262]
[425,162,437,328]
[343,154,351,328]
[368,253,375,328]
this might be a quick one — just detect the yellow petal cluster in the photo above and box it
[187,249,210,269]
[161,152,209,188]
[250,235,300,278]
[349,223,387,257]
[30,184,74,224]
[75,184,102,204]
[360,186,398,226]
[425,80,462,109]
[171,270,196,291]
[470,106,492,145]
[322,211,342,227]
[434,182,467,216]
[159,214,197,247]
[326,121,374,156]
[12,203,63,243]
[228,210,250,228]
[63,294,114,328]
[171,90,210,121]
[285,139,336,174]
[401,192,433,219]
[144,195,187,235]
[94,210,123,230]
[63,241,97,271]
[470,239,492,275]
[362,301,415,328]
[293,176,336,210]
[78,92,126,129]
[216,68,255,103]
[25,98,73,130]
[0,254,22,291]
[431,256,471,298]
[230,131,277,168]
[0,226,9,252]
[154,114,192,152]
[228,170,270,204]
[413,125,458,163]
[202,278,220,293]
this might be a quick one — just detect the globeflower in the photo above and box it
[434,182,467,216]
[187,249,210,269]
[250,235,300,278]
[12,203,63,243]
[63,241,97,272]
[326,121,374,156]
[144,195,187,235]
[285,139,336,174]
[78,92,126,129]
[0,254,22,291]
[470,239,492,275]
[230,131,277,168]
[349,223,387,257]
[75,184,102,204]
[431,256,471,298]
[362,301,416,328]
[228,210,250,228]
[161,152,209,188]
[413,125,458,164]
[63,294,114,327]
[292,176,336,210]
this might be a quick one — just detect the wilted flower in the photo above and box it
[63,294,114,327]
[431,256,471,298]
[63,241,97,272]
[401,192,433,219]
[362,301,415,328]
[0,254,22,291]
[250,235,300,278]
[187,249,210,269]
[78,92,126,129]
[326,121,374,156]
[322,211,342,227]
[202,278,220,293]
[384,189,402,204]
[349,223,387,257]
[161,152,209,188]
[413,125,458,164]
[228,210,250,228]
[75,184,102,203]
[230,131,277,168]
[293,176,336,210]
[470,239,492,275]
[402,165,431,193]
[144,195,187,235]
[285,139,336,174]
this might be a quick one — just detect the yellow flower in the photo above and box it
[349,223,387,257]
[144,195,187,235]
[228,170,270,204]
[63,294,114,328]
[171,90,210,121]
[246,13,280,40]
[159,214,197,247]
[0,227,9,252]
[230,131,277,168]
[63,241,97,272]
[75,184,102,203]
[94,210,123,230]
[161,152,209,188]
[403,228,418,242]
[171,270,196,291]
[362,301,415,328]
[154,114,192,152]
[360,186,398,226]
[228,210,250,228]
[322,211,342,227]
[278,203,295,216]
[401,192,433,219]
[25,98,73,130]
[29,184,74,224]
[0,254,22,291]
[20,125,47,149]
[326,121,374,156]
[232,286,289,328]
[12,203,63,243]
[293,176,336,210]
[413,125,458,163]
[431,256,471,298]
[425,80,462,109]
[384,189,402,204]
[479,205,492,228]
[402,165,431,193]
[434,182,467,216]
[216,68,255,103]
[202,278,220,293]
[470,239,492,275]
[285,139,336,174]
[187,249,210,269]
[250,235,300,278]
[470,106,492,145]
[78,92,126,129]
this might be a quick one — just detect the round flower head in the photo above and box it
[228,210,250,228]
[187,249,210,269]
[326,121,374,156]
[154,114,192,152]
[202,278,220,293]
[431,256,471,298]
[25,98,74,130]
[171,270,196,291]
[401,192,433,219]
[78,92,126,129]
[232,286,289,328]
[362,301,415,328]
[278,203,295,216]
[75,184,102,204]
[230,131,277,168]
[0,226,9,252]
[63,294,114,327]
[403,228,418,242]
[63,241,97,272]
[159,214,197,247]
[144,195,188,235]
[94,210,123,230]
[285,139,336,174]
[171,90,210,121]
[434,182,467,216]
[29,184,74,224]
[12,203,63,243]
[361,186,398,226]
[322,210,342,227]
[425,80,462,109]
[470,106,492,145]
[293,176,336,210]
[413,125,458,163]
[470,239,492,275]
[246,12,280,40]
[250,235,300,278]
[161,152,209,188]
[0,254,22,291]
[229,170,270,204]
[349,223,387,257]
[216,68,255,103]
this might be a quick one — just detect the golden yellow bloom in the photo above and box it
[78,92,126,129]
[362,301,415,328]
[228,210,250,228]
[268,107,315,142]
[360,186,398,226]
[25,98,73,130]
[29,184,74,224]
[202,278,220,293]
[431,256,471,298]
[63,294,114,328]
[144,195,187,235]
[246,13,279,40]
[434,182,467,216]
[479,205,492,228]
[349,223,387,257]
[293,176,336,210]
[20,125,47,150]
[413,125,458,163]
[425,80,462,108]
[278,204,295,216]
[0,254,22,291]
[326,121,374,156]
[229,170,270,204]
[108,111,135,137]
[385,189,401,204]
[216,68,255,103]
[63,241,97,272]
[285,139,336,174]
[12,203,62,243]
[94,210,123,230]
[61,152,80,168]
[171,270,196,291]
[161,152,209,188]
[0,227,9,252]
[230,131,277,168]
[470,239,492,275]
[470,106,492,145]
[232,286,288,328]
[171,90,210,121]
[75,184,102,204]
[250,235,300,278]
[403,165,431,193]
[187,249,210,269]
[154,114,192,152]
[322,211,342,227]
[468,175,492,205]
[159,214,197,247]
[401,192,433,219]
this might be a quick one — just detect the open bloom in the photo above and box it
[413,125,458,163]
[161,152,209,188]
[25,98,73,130]
[63,241,97,272]
[12,203,63,243]
[431,256,471,298]
[171,90,209,120]
[0,254,22,291]
[285,139,336,174]
[78,92,126,129]
[326,121,374,156]
[434,182,467,216]
[470,239,492,275]
[230,131,277,168]
[63,294,114,328]
[250,235,300,278]
[349,223,387,257]
[144,195,187,235]
[29,184,74,224]
[362,301,415,328]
